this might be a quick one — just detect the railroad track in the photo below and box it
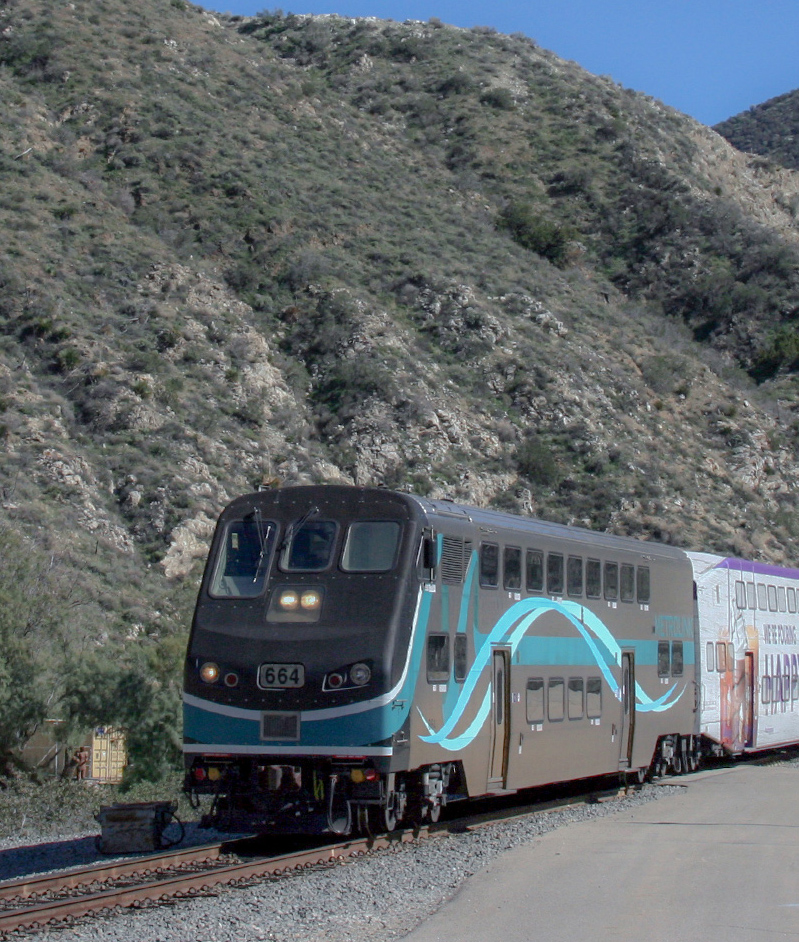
[0,776,675,937]
[0,832,421,936]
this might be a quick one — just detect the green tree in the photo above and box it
[0,528,72,771]
[63,633,185,786]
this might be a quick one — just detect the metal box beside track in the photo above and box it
[95,801,178,853]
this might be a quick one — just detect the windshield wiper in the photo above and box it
[251,509,273,585]
[278,504,320,556]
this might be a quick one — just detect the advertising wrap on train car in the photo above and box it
[689,551,799,754]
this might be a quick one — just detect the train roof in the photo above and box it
[687,550,799,582]
[226,484,689,563]
[407,493,689,562]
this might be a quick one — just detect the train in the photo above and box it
[182,485,799,834]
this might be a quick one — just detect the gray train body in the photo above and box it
[183,485,702,833]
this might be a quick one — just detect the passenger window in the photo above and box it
[746,582,756,609]
[620,564,635,602]
[210,515,276,598]
[504,546,522,590]
[604,562,618,600]
[789,588,797,614]
[548,677,565,721]
[757,583,767,610]
[526,678,544,724]
[779,586,788,613]
[568,677,584,719]
[586,559,601,599]
[480,543,499,588]
[567,556,583,597]
[636,566,650,604]
[672,641,684,676]
[282,520,337,572]
[547,554,564,595]
[586,677,602,718]
[526,549,544,592]
[716,641,727,673]
[706,642,715,672]
[726,643,734,671]
[658,641,670,677]
[427,635,450,683]
[768,585,778,612]
[453,635,468,683]
[341,521,400,572]
[735,581,746,610]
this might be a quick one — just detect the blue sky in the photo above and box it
[203,0,799,126]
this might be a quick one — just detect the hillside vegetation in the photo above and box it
[2,0,799,775]
[716,89,799,172]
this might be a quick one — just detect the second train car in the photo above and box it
[691,552,799,756]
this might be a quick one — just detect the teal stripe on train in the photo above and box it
[185,588,434,748]
[418,596,689,752]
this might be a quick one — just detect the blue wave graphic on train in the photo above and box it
[417,549,686,752]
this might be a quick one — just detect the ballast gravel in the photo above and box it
[3,783,683,942]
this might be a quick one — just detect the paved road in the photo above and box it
[403,764,799,941]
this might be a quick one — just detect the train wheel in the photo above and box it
[636,767,648,785]
[672,752,683,775]
[357,804,371,835]
[367,802,396,834]
[404,794,426,828]
[427,798,441,823]
[383,796,397,832]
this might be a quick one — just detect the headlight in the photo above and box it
[267,586,324,623]
[301,589,321,611]
[324,662,372,691]
[349,662,371,686]
[279,590,300,611]
[200,662,220,684]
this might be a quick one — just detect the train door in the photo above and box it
[743,651,755,748]
[618,652,635,769]
[488,647,510,788]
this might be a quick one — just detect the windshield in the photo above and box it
[209,514,275,598]
[281,520,338,572]
[341,521,401,572]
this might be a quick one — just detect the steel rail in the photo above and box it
[0,830,421,935]
[0,839,248,904]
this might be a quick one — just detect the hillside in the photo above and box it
[2,0,799,767]
[716,89,799,171]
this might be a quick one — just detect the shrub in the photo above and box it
[751,325,799,381]
[516,434,560,487]
[498,202,574,266]
[480,87,515,110]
